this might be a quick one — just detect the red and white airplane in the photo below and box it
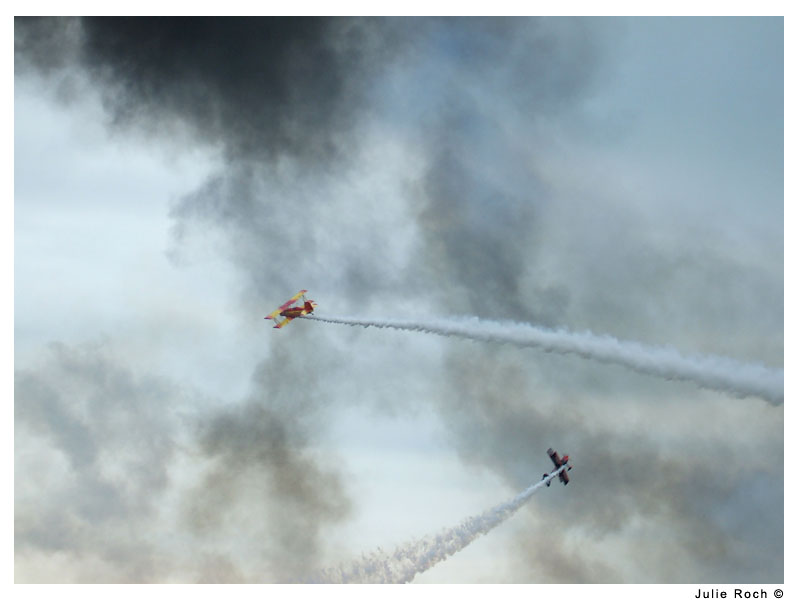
[265,290,316,329]
[543,447,572,486]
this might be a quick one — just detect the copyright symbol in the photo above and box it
[775,590,783,598]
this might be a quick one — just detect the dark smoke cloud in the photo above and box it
[417,144,567,325]
[162,17,607,318]
[182,347,352,582]
[14,17,602,311]
[513,518,621,583]
[186,402,350,581]
[15,17,83,76]
[407,18,603,325]
[16,16,401,163]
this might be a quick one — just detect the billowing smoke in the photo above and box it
[302,314,783,404]
[15,16,403,163]
[14,340,352,582]
[15,342,183,581]
[316,466,568,583]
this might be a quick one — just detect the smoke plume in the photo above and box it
[315,466,568,583]
[303,314,783,404]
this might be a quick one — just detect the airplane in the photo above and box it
[542,447,572,486]
[265,290,317,329]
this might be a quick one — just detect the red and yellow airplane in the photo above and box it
[265,290,317,329]
[543,447,572,486]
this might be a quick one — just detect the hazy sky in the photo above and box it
[14,16,783,583]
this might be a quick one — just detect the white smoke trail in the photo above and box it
[302,314,783,404]
[314,466,568,583]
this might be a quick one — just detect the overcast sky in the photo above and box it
[14,16,783,583]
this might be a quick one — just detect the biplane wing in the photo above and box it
[548,448,563,468]
[273,316,295,329]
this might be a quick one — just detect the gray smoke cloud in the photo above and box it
[181,346,352,582]
[430,344,783,582]
[14,338,351,582]
[15,341,181,581]
[15,16,783,582]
